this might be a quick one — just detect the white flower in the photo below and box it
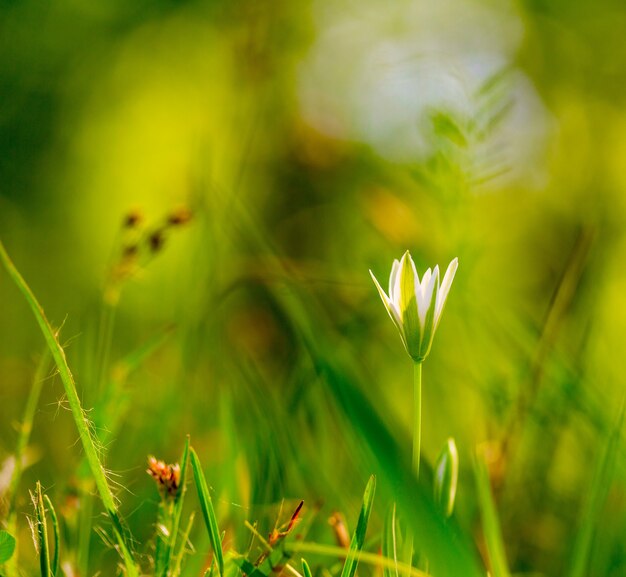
[370,251,458,361]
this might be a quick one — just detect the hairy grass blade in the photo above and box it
[190,447,224,577]
[0,241,138,576]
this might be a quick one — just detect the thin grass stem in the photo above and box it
[284,543,428,577]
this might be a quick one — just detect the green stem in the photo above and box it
[283,542,428,577]
[95,301,116,397]
[8,351,49,512]
[412,361,422,478]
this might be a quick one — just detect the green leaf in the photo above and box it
[382,504,400,577]
[340,475,376,577]
[0,531,16,564]
[301,558,313,577]
[190,447,224,577]
[473,450,510,577]
[568,405,624,577]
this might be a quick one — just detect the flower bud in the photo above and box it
[370,251,458,361]
[434,438,459,517]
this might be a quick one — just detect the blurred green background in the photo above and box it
[1,0,626,575]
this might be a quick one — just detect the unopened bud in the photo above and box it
[434,438,459,517]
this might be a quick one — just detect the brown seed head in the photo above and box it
[124,211,143,228]
[168,208,193,226]
[122,244,139,258]
[147,456,181,498]
[148,230,165,253]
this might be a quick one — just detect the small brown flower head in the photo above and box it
[147,456,181,498]
[148,230,165,253]
[124,210,143,228]
[167,208,193,226]
[122,244,139,259]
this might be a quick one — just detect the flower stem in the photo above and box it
[413,360,423,478]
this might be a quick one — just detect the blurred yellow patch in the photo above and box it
[363,188,419,244]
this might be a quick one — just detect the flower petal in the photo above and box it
[370,269,403,332]
[417,265,438,327]
[389,259,401,301]
[434,257,458,328]
[399,252,421,358]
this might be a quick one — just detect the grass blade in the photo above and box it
[310,352,483,577]
[302,559,313,577]
[7,350,49,519]
[4,350,50,577]
[288,543,427,577]
[171,512,196,577]
[340,475,376,577]
[473,449,510,577]
[33,482,51,577]
[0,241,138,576]
[190,447,224,577]
[43,495,60,577]
[382,504,400,577]
[159,436,191,576]
[568,405,624,577]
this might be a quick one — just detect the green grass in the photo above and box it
[2,231,618,577]
[1,102,625,577]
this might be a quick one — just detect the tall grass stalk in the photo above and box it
[0,240,138,576]
[7,350,49,520]
[42,495,60,577]
[4,350,50,576]
[33,482,52,577]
